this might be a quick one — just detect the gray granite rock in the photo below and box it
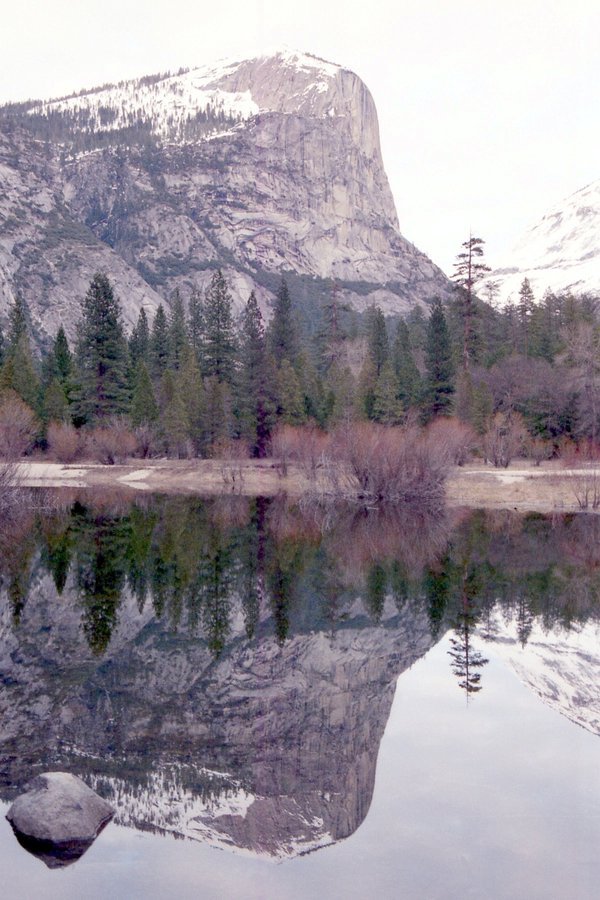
[6,772,114,867]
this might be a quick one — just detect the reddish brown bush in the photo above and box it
[86,421,137,464]
[483,412,527,468]
[46,421,81,463]
[527,436,553,467]
[0,391,37,459]
[270,424,331,479]
[133,425,162,459]
[426,417,478,466]
[329,422,449,505]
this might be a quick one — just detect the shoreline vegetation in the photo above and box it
[5,456,600,514]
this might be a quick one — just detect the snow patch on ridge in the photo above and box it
[25,50,344,144]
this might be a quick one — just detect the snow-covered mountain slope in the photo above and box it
[26,51,352,141]
[0,50,450,343]
[484,610,600,736]
[485,180,600,304]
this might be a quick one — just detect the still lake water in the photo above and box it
[0,493,599,899]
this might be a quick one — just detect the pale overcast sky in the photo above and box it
[1,0,598,274]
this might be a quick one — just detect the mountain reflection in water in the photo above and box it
[0,493,599,860]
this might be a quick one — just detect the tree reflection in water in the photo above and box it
[1,494,600,687]
[2,493,600,859]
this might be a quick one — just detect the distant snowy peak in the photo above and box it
[485,179,600,304]
[26,50,349,143]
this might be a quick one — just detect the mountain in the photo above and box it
[0,50,450,345]
[484,179,600,305]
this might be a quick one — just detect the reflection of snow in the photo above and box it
[484,611,600,736]
[88,766,335,861]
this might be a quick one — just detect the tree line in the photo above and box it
[1,244,600,462]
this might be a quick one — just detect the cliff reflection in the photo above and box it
[1,496,600,858]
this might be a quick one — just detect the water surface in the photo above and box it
[0,495,599,898]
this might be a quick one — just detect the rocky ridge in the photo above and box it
[0,50,450,344]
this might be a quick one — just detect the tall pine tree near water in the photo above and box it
[425,298,454,419]
[202,270,237,383]
[453,235,490,369]
[74,273,129,423]
[267,278,298,366]
[238,291,274,456]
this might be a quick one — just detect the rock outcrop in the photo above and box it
[6,772,114,868]
[0,50,450,344]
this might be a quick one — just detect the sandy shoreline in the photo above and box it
[11,458,600,513]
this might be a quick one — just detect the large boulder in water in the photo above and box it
[6,772,114,868]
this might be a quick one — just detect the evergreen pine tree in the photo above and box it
[158,369,190,457]
[202,270,237,383]
[8,294,29,348]
[326,361,356,424]
[356,356,378,420]
[167,289,189,370]
[267,278,298,365]
[367,306,389,377]
[452,235,490,369]
[517,277,536,355]
[238,291,274,456]
[425,298,454,418]
[176,345,204,454]
[1,335,40,409]
[53,326,73,385]
[188,287,204,364]
[316,282,349,373]
[74,273,130,423]
[373,362,404,424]
[393,319,422,408]
[150,305,169,379]
[43,378,70,423]
[130,360,159,426]
[276,359,305,424]
[129,308,150,365]
[202,375,233,449]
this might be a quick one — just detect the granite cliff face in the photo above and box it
[0,568,435,859]
[0,50,450,344]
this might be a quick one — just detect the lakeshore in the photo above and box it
[11,458,600,513]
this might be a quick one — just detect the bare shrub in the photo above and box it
[556,437,600,508]
[133,424,161,459]
[46,421,81,463]
[426,417,477,466]
[212,437,250,490]
[294,426,332,481]
[0,391,37,459]
[527,436,553,467]
[571,471,600,509]
[86,421,137,464]
[270,424,332,481]
[328,422,449,505]
[483,412,527,468]
[270,424,298,476]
